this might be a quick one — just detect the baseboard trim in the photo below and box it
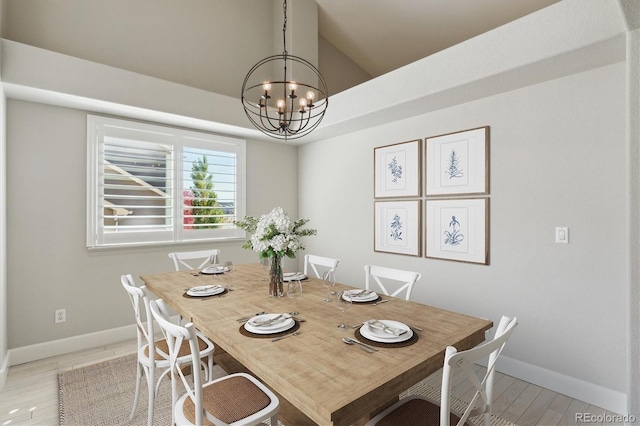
[7,324,137,367]
[4,325,629,416]
[6,316,182,367]
[494,355,628,416]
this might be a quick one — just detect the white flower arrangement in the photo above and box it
[234,207,317,259]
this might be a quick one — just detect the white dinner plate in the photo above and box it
[186,285,225,297]
[201,266,229,274]
[244,314,295,334]
[342,289,378,302]
[360,320,413,343]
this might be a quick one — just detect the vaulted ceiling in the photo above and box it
[316,0,560,79]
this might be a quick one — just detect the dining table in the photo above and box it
[140,263,492,426]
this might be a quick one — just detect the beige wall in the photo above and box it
[319,35,371,95]
[2,0,275,98]
[0,0,6,379]
[299,62,629,406]
[6,99,298,348]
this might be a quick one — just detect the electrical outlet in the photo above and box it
[55,309,66,323]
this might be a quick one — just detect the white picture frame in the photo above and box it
[374,200,421,256]
[426,126,489,196]
[374,139,421,198]
[425,198,489,264]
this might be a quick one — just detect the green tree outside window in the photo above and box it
[190,155,225,228]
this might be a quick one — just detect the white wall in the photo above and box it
[5,99,298,354]
[298,62,629,413]
[0,19,7,386]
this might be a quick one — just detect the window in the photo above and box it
[87,115,246,248]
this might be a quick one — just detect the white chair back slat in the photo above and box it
[168,249,220,271]
[150,299,203,425]
[121,274,215,426]
[364,265,421,301]
[441,316,518,426]
[303,254,340,279]
[149,298,280,426]
[366,315,518,426]
[121,275,155,357]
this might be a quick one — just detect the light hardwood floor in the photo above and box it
[0,339,624,426]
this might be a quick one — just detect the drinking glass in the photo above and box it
[224,260,235,272]
[333,290,352,328]
[259,257,270,281]
[287,279,303,315]
[322,270,335,302]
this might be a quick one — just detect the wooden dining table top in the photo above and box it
[140,263,492,426]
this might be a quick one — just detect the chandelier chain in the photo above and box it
[282,0,288,56]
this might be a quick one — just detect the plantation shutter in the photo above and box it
[87,115,246,248]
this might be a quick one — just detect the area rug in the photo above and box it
[59,354,516,426]
[58,354,227,426]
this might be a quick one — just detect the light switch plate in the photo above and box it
[555,227,569,244]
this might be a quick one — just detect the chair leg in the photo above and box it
[208,354,214,381]
[146,364,155,426]
[129,360,143,420]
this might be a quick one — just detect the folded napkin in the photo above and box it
[189,285,221,293]
[250,314,289,327]
[348,289,373,298]
[202,266,226,273]
[284,272,306,281]
[366,320,407,336]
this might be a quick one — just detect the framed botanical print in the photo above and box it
[374,200,421,256]
[374,139,421,198]
[425,126,489,196]
[425,198,489,264]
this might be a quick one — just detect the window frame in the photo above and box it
[87,115,246,249]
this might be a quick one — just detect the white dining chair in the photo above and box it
[364,264,421,301]
[303,254,341,279]
[149,298,280,426]
[168,249,220,271]
[120,274,215,426]
[366,316,518,426]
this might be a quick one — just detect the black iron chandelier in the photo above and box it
[241,0,328,140]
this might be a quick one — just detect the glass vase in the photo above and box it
[269,255,284,297]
